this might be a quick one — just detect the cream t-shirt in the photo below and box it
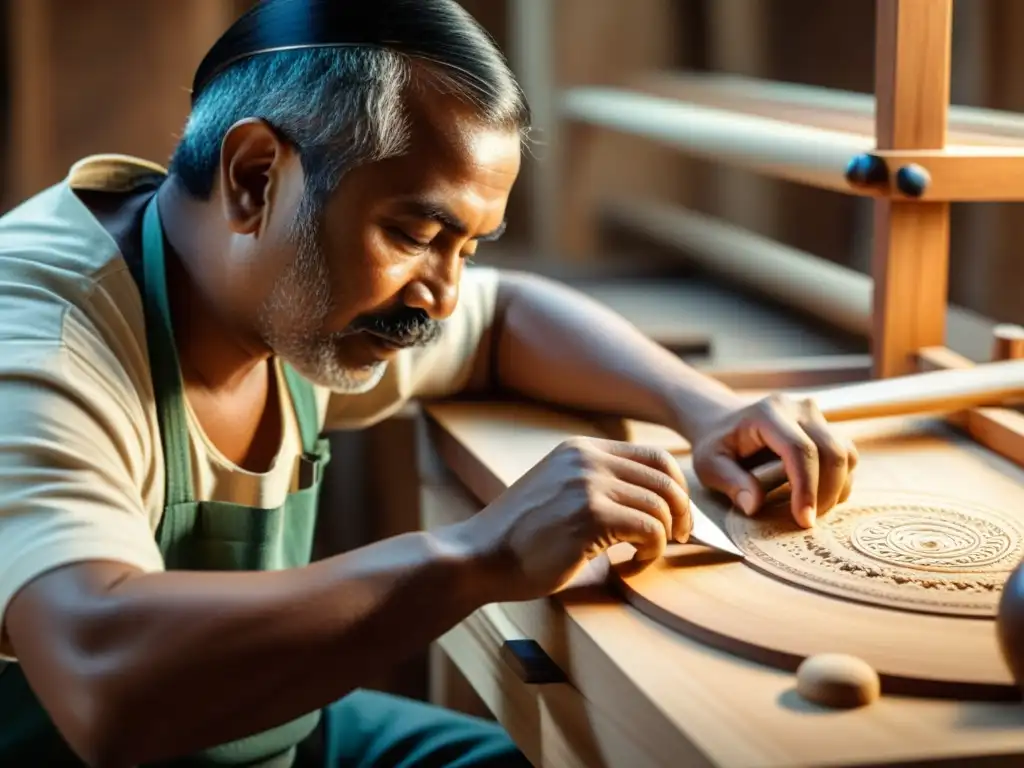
[0,155,499,656]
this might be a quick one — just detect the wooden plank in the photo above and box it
[424,404,1024,767]
[871,0,954,378]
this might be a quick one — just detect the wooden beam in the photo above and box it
[850,147,1024,201]
[871,0,954,378]
[916,345,1024,469]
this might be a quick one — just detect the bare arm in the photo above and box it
[482,271,745,440]
[5,525,496,768]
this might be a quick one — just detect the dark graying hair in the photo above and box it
[168,0,531,210]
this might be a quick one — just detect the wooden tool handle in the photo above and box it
[810,358,1024,422]
[746,358,1024,493]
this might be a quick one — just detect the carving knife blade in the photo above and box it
[687,500,745,558]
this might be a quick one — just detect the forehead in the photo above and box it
[325,93,522,221]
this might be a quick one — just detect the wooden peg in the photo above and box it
[844,153,888,188]
[895,164,931,197]
[992,324,1024,362]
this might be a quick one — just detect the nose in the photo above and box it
[403,249,461,320]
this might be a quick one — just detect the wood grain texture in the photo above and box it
[425,401,1024,766]
[872,0,954,377]
[611,416,1024,700]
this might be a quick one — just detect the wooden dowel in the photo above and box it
[636,71,1024,146]
[993,325,1024,362]
[748,359,1024,493]
[603,196,995,360]
[810,358,1024,422]
[604,197,873,336]
[561,87,872,195]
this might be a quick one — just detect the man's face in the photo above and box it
[252,95,522,393]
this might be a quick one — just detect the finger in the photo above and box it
[605,476,679,545]
[594,498,668,562]
[847,440,860,472]
[798,406,850,516]
[602,453,691,542]
[589,439,690,496]
[837,474,854,506]
[753,402,820,528]
[693,450,766,518]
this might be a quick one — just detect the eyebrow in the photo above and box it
[396,199,507,242]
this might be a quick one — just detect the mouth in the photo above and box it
[364,331,417,354]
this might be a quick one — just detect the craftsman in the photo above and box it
[0,1,858,766]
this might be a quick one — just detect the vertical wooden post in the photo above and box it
[507,0,559,254]
[871,0,954,378]
[6,0,54,208]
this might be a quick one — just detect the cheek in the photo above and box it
[324,229,420,320]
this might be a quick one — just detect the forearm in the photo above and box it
[8,526,492,766]
[491,272,745,439]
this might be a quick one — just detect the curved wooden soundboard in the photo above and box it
[610,415,1024,701]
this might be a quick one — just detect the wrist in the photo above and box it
[661,381,747,443]
[427,520,514,608]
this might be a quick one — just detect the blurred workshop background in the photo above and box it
[2,0,1023,705]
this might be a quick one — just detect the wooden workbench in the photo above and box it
[420,400,1024,768]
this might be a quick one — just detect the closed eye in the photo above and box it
[387,227,431,251]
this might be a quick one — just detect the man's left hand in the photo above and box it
[689,394,858,528]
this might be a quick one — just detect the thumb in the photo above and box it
[697,453,765,517]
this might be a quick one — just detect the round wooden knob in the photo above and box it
[796,653,881,709]
[895,164,931,197]
[844,154,887,187]
[992,324,1024,362]
[996,562,1024,691]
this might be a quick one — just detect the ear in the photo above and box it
[217,118,300,236]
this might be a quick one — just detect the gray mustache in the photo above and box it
[349,308,441,348]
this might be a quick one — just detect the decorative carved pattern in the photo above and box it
[726,493,1024,618]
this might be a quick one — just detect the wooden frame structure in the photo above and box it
[422,5,1024,764]
[558,0,1024,381]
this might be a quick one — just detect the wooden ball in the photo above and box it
[844,154,887,186]
[796,653,881,709]
[996,561,1024,690]
[895,164,931,197]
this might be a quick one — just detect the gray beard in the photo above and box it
[255,212,387,394]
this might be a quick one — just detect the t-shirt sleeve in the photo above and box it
[322,266,500,430]
[0,339,165,657]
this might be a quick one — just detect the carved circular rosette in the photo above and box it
[727,492,1024,618]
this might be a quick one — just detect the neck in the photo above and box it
[155,179,271,392]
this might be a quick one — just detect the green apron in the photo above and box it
[0,193,330,767]
[0,189,528,768]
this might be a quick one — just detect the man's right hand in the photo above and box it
[455,437,693,601]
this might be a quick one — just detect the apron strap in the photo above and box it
[282,364,321,454]
[141,195,196,506]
